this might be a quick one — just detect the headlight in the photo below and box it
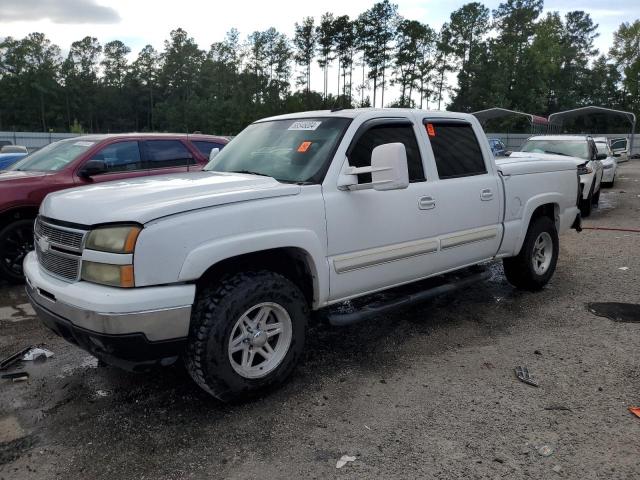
[81,261,135,288]
[85,225,141,253]
[577,164,592,175]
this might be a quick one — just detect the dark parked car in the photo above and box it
[488,137,508,157]
[0,133,228,283]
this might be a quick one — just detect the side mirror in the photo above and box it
[370,143,409,191]
[595,153,607,161]
[209,147,220,162]
[79,159,108,178]
[338,142,410,191]
[504,150,512,156]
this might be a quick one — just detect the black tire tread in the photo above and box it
[503,216,559,291]
[0,219,34,284]
[185,270,308,402]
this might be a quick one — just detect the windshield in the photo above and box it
[10,139,95,172]
[521,139,589,160]
[204,117,351,183]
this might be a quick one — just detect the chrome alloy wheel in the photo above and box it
[227,302,293,379]
[532,232,553,275]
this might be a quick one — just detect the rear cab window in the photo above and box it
[423,120,487,179]
[143,140,195,169]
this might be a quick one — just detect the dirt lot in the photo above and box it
[1,163,639,480]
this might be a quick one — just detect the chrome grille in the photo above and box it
[34,217,87,281]
[35,217,84,251]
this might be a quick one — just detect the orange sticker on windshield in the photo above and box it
[426,123,436,137]
[297,141,312,153]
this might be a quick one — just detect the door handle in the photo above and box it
[480,189,493,201]
[418,196,436,210]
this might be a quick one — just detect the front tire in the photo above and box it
[0,219,34,284]
[185,271,308,402]
[503,216,559,291]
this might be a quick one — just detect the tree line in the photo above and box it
[0,0,638,135]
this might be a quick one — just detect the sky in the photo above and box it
[1,0,638,107]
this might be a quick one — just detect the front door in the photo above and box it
[74,140,149,185]
[323,118,443,302]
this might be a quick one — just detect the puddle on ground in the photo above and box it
[0,303,36,323]
[587,302,640,323]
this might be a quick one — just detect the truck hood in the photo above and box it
[41,171,301,225]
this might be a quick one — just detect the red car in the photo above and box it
[0,133,229,283]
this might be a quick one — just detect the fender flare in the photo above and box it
[178,228,328,308]
[513,194,560,255]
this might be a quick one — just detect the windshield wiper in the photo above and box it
[228,170,272,177]
[543,150,569,156]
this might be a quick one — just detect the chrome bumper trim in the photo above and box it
[26,281,191,342]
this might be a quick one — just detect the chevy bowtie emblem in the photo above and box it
[38,236,50,253]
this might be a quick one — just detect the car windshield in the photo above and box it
[204,117,351,183]
[9,139,95,172]
[521,139,589,160]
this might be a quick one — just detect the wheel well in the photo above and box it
[0,207,39,230]
[197,247,317,307]
[529,203,559,231]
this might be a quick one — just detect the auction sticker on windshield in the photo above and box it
[73,141,95,147]
[288,120,322,131]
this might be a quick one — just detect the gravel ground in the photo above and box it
[1,162,639,480]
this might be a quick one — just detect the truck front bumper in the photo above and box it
[24,252,195,371]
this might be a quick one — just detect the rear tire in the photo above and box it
[185,270,308,402]
[503,216,559,291]
[0,219,34,284]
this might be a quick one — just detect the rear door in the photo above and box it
[419,118,503,270]
[142,139,199,175]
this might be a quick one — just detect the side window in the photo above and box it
[92,141,142,173]
[348,124,425,184]
[144,140,195,168]
[611,139,627,151]
[192,141,225,158]
[425,121,487,179]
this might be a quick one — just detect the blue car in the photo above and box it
[488,138,508,157]
[0,152,27,170]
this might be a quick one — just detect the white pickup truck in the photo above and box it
[24,109,581,401]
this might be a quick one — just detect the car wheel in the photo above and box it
[503,216,559,291]
[0,219,34,283]
[185,270,308,402]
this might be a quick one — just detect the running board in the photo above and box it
[325,267,491,327]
